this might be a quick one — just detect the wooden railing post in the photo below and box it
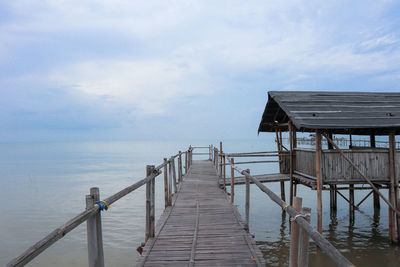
[289,196,302,267]
[219,142,223,178]
[171,156,177,193]
[145,165,155,241]
[185,151,188,174]
[163,158,169,208]
[168,160,173,205]
[245,169,250,230]
[231,158,235,204]
[223,154,226,191]
[298,207,311,267]
[178,151,183,183]
[86,187,104,267]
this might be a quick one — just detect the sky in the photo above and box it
[1,0,400,143]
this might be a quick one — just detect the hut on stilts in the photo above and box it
[258,91,400,242]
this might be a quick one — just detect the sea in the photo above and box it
[0,138,399,266]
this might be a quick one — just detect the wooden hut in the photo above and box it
[258,91,400,242]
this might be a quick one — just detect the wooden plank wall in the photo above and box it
[294,148,396,184]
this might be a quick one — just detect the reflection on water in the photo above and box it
[1,140,400,266]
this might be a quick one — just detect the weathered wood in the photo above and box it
[220,142,223,178]
[322,133,400,217]
[289,121,295,205]
[223,154,226,191]
[86,187,105,267]
[298,207,311,267]
[178,151,183,183]
[245,169,250,230]
[171,156,178,193]
[150,166,155,239]
[7,169,161,267]
[145,166,151,241]
[349,184,355,225]
[168,160,173,205]
[231,158,235,204]
[315,129,323,233]
[228,157,354,267]
[220,173,289,186]
[137,160,265,266]
[289,197,302,267]
[389,133,396,242]
[185,151,188,174]
[163,158,169,208]
[276,129,286,201]
[356,190,374,208]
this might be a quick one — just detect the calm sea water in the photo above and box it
[0,139,399,266]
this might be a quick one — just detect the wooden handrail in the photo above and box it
[6,147,194,267]
[225,155,354,267]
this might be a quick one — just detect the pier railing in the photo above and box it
[211,143,354,267]
[6,147,197,267]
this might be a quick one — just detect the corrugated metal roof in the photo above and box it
[258,91,400,134]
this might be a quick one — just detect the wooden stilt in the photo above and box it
[219,142,223,178]
[349,184,355,225]
[315,129,323,234]
[298,207,311,267]
[389,133,398,242]
[289,122,295,205]
[276,129,286,201]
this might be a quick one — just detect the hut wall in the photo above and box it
[294,148,395,184]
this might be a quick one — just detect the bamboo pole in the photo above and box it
[231,158,235,204]
[86,187,105,267]
[315,129,323,234]
[289,197,302,267]
[163,158,169,208]
[289,122,294,205]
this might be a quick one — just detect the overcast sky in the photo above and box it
[1,1,400,142]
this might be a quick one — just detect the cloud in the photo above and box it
[50,59,214,115]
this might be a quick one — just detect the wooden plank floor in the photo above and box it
[136,160,265,267]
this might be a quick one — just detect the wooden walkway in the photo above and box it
[136,160,265,267]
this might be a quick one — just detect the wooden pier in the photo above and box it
[136,160,265,266]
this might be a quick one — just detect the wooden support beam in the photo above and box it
[389,133,397,243]
[276,129,286,201]
[220,142,223,178]
[315,129,323,234]
[289,121,295,205]
[356,190,374,208]
[168,160,172,205]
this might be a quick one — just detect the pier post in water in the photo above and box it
[289,196,302,267]
[178,151,183,183]
[315,129,323,234]
[298,207,311,267]
[86,187,105,267]
[245,169,250,231]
